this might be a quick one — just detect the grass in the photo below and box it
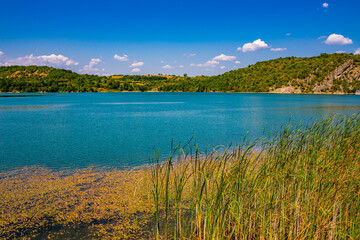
[1,114,359,239]
[150,114,360,239]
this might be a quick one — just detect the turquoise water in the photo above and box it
[0,92,359,171]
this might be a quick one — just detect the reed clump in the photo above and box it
[150,114,360,239]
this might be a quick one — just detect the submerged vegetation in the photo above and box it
[1,53,360,93]
[0,167,154,239]
[1,114,360,239]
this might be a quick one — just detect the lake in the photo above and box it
[0,92,359,171]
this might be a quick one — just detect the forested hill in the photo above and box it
[1,53,360,94]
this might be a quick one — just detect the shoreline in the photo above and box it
[1,90,359,95]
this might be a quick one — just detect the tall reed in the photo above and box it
[150,114,360,239]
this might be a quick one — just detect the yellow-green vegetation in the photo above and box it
[1,53,360,93]
[1,114,360,239]
[0,167,154,239]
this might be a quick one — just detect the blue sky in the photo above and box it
[0,0,359,76]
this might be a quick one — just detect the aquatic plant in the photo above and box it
[150,114,360,239]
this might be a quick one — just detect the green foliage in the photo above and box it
[1,53,360,93]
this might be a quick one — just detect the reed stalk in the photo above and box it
[149,114,360,239]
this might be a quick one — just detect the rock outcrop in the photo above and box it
[269,58,360,94]
[332,60,353,79]
[270,86,302,94]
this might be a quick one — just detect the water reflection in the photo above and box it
[0,95,44,98]
[0,105,67,111]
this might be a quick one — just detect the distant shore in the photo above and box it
[1,53,360,94]
[1,90,359,95]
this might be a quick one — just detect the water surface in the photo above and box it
[0,92,359,171]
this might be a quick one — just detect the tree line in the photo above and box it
[1,53,359,93]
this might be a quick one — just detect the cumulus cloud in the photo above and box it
[114,54,129,61]
[323,3,329,8]
[79,58,108,76]
[220,66,225,69]
[79,58,101,71]
[237,39,269,52]
[270,48,287,52]
[235,61,241,64]
[318,36,327,40]
[212,54,236,61]
[355,48,360,55]
[162,64,174,69]
[286,33,291,36]
[335,51,346,54]
[178,65,184,68]
[131,68,141,73]
[0,51,4,56]
[88,58,101,67]
[2,54,78,67]
[193,60,220,68]
[129,61,144,68]
[324,34,353,45]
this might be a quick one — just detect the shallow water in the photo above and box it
[0,92,359,171]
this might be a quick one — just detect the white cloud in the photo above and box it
[270,48,287,52]
[355,48,360,55]
[2,54,78,67]
[131,68,141,73]
[89,58,101,67]
[235,61,241,64]
[335,51,346,54]
[162,64,174,69]
[318,36,327,40]
[286,33,291,36]
[184,53,196,57]
[129,61,144,68]
[178,65,184,68]
[194,60,220,68]
[324,34,353,45]
[79,58,108,75]
[114,54,129,61]
[323,3,329,8]
[220,66,225,69]
[0,51,3,56]
[237,39,269,52]
[212,54,236,61]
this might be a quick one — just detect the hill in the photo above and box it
[219,53,360,93]
[1,53,360,94]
